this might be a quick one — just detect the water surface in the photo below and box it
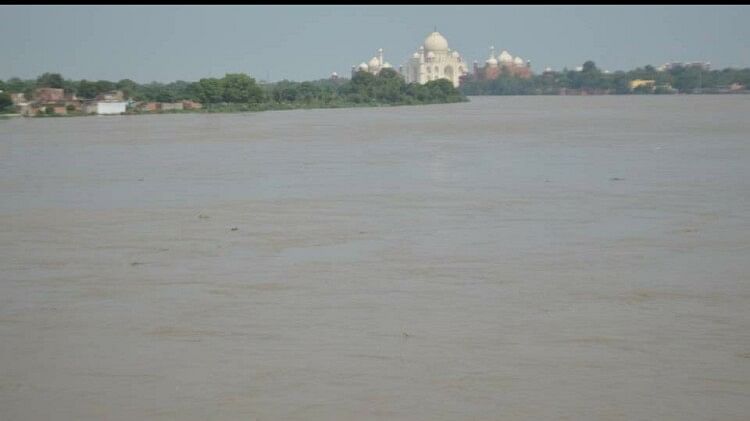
[1,96,749,420]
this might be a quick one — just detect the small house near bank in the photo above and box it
[160,102,183,111]
[83,100,127,115]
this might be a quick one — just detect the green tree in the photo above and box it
[582,61,597,73]
[671,66,701,93]
[0,92,13,112]
[95,80,116,94]
[36,73,64,88]
[116,79,139,99]
[579,61,603,91]
[138,82,164,101]
[373,68,406,102]
[154,87,176,103]
[221,73,264,103]
[62,79,78,95]
[612,72,631,94]
[344,70,378,101]
[296,81,321,103]
[196,78,224,103]
[76,80,99,99]
[272,80,301,102]
[5,77,30,93]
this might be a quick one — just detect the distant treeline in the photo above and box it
[461,61,750,95]
[0,69,466,113]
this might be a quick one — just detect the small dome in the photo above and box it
[382,62,392,68]
[451,51,460,58]
[331,72,338,76]
[368,57,380,68]
[412,52,421,59]
[486,57,498,66]
[514,56,524,65]
[499,50,513,63]
[358,62,369,71]
[424,31,449,52]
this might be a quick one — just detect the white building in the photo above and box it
[97,101,127,115]
[401,31,468,88]
[657,61,711,72]
[351,48,394,76]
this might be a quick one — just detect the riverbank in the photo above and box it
[2,69,468,118]
[462,90,750,97]
[5,96,469,119]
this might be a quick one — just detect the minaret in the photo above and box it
[489,45,495,60]
[378,48,384,70]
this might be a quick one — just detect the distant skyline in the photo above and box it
[2,5,750,83]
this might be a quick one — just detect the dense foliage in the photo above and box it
[7,61,746,115]
[1,69,467,111]
[0,92,13,112]
[461,61,750,95]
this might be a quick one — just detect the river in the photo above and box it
[1,96,749,420]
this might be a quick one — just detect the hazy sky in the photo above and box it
[2,5,749,83]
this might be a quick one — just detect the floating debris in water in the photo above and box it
[198,214,210,219]
[610,177,625,181]
[230,227,238,231]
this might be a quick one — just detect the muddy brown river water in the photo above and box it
[1,96,749,420]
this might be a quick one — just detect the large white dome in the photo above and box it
[499,50,513,63]
[486,57,498,66]
[423,31,449,52]
[358,62,369,71]
[514,56,524,65]
[368,57,380,68]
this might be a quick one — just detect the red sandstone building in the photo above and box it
[472,47,532,80]
[20,88,82,116]
[34,88,66,102]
